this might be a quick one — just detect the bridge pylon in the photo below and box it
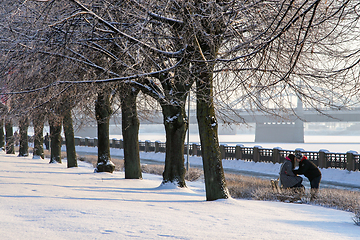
[255,95,304,143]
[255,119,304,143]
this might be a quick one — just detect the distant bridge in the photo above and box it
[137,103,360,143]
[139,107,360,123]
[227,106,360,143]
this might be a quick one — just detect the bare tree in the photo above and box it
[2,0,360,201]
[141,0,360,200]
[0,0,95,165]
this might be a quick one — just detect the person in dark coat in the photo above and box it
[294,153,322,200]
[279,154,303,189]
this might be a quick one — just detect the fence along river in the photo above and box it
[73,137,360,172]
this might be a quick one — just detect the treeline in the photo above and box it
[0,0,359,201]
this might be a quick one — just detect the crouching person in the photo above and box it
[279,154,304,190]
[294,153,322,201]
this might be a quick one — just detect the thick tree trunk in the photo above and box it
[190,7,228,200]
[33,113,45,159]
[95,91,115,173]
[49,116,62,163]
[162,103,187,187]
[63,109,77,168]
[196,68,229,201]
[5,118,14,154]
[120,87,142,179]
[18,117,29,157]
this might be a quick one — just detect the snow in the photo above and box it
[1,146,360,239]
[165,113,179,123]
[96,145,360,190]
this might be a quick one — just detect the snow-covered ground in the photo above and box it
[1,150,360,240]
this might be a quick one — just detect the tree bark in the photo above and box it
[18,116,29,157]
[189,2,229,200]
[63,109,77,168]
[33,113,45,159]
[95,90,115,173]
[196,72,229,200]
[120,87,142,179]
[0,117,4,149]
[162,103,187,187]
[49,116,62,163]
[5,118,14,154]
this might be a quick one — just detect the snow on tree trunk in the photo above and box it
[95,90,115,173]
[162,103,187,187]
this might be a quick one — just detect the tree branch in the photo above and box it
[68,0,186,58]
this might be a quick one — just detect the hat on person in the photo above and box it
[295,152,303,159]
[288,154,295,161]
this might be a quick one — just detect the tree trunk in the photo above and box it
[161,103,188,187]
[195,65,229,201]
[18,117,29,157]
[33,113,45,159]
[0,117,4,149]
[63,109,77,168]
[120,87,142,179]
[5,118,14,154]
[49,116,62,163]
[95,91,115,173]
[190,6,228,200]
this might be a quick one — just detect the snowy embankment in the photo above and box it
[1,151,360,240]
[74,146,360,190]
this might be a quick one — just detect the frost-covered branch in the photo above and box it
[68,0,186,58]
[0,58,183,97]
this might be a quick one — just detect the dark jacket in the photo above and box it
[293,157,321,181]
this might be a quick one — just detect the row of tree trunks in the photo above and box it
[0,111,77,168]
[0,89,120,174]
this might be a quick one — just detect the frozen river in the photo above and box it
[72,123,360,154]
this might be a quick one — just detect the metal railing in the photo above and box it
[72,137,360,171]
